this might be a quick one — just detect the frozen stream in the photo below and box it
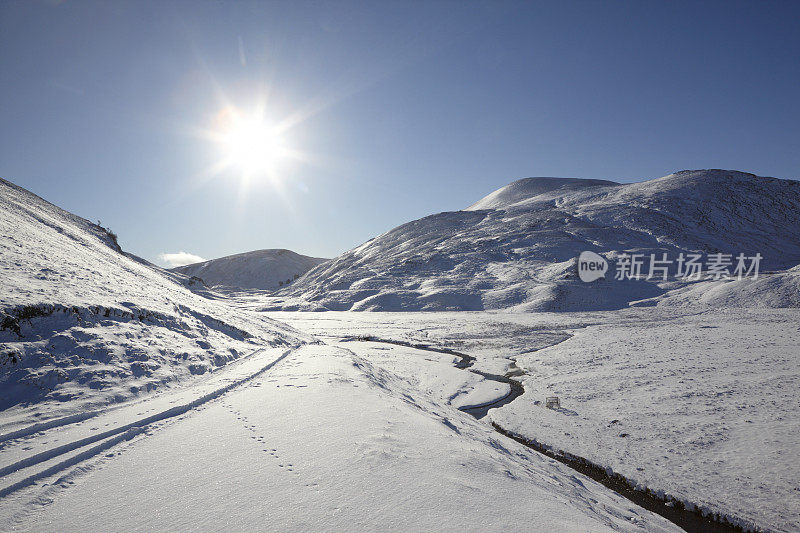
[342,334,742,533]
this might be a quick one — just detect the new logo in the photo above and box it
[577,251,608,282]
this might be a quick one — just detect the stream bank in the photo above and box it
[345,335,747,533]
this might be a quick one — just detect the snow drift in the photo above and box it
[265,170,800,312]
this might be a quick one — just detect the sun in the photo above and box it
[212,107,291,179]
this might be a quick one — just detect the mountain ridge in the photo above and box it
[263,169,800,312]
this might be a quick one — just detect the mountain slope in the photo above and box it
[0,177,308,424]
[171,249,327,291]
[265,170,800,312]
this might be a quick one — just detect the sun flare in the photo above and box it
[212,107,291,180]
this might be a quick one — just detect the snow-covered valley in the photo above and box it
[2,171,799,531]
[0,342,681,532]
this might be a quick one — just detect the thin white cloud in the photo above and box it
[160,251,205,268]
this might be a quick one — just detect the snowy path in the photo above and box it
[0,347,292,500]
[0,342,680,532]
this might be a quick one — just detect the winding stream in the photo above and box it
[344,335,525,418]
[345,335,745,533]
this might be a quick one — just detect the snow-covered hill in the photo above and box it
[0,178,308,427]
[171,249,327,291]
[265,170,800,311]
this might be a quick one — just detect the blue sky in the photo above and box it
[2,1,799,265]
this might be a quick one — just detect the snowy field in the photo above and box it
[0,342,679,532]
[271,308,800,532]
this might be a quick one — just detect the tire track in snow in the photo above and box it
[0,347,293,498]
[0,412,101,447]
[0,429,145,498]
[0,344,292,445]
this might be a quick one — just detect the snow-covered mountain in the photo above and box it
[0,178,308,422]
[265,170,800,311]
[171,249,327,291]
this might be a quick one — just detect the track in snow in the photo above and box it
[0,347,293,499]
